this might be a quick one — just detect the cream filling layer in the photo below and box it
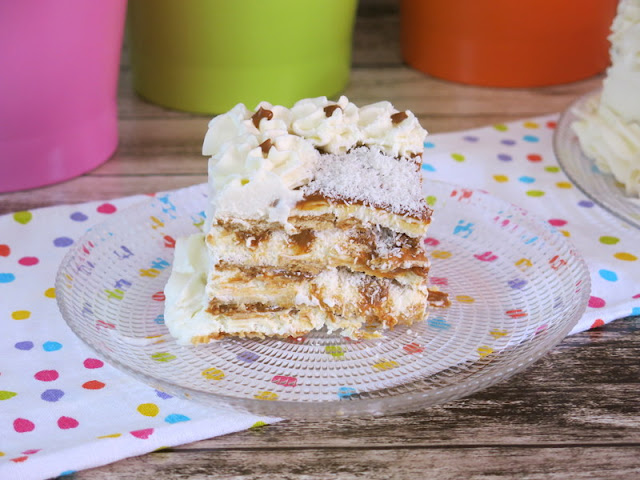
[164,233,428,345]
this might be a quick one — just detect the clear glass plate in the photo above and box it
[554,89,640,229]
[56,181,590,418]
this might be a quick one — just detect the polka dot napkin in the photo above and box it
[1,114,638,479]
[421,114,639,333]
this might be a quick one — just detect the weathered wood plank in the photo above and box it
[72,445,640,480]
[117,67,603,122]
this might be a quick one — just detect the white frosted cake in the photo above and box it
[572,0,640,196]
[164,96,443,345]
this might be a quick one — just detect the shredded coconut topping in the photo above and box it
[304,147,429,219]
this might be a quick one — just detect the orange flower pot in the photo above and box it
[400,0,618,87]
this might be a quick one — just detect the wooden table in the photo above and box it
[2,2,639,478]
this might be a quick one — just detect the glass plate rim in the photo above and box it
[553,88,640,230]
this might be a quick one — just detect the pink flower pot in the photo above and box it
[0,0,127,193]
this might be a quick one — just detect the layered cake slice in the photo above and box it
[164,96,438,344]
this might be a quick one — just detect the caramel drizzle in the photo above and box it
[289,230,316,254]
[390,111,409,124]
[259,139,273,156]
[207,301,286,315]
[427,288,451,308]
[297,193,432,221]
[323,105,342,117]
[252,107,273,128]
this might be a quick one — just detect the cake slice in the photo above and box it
[164,96,438,344]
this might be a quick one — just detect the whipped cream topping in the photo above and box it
[202,96,428,224]
[601,0,640,123]
[573,95,640,196]
[572,0,640,197]
[358,101,425,158]
[290,96,360,154]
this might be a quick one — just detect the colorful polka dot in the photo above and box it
[83,380,106,390]
[13,211,32,225]
[599,236,620,245]
[15,341,34,350]
[578,200,594,208]
[421,163,436,172]
[43,341,63,352]
[425,195,437,206]
[614,252,637,262]
[523,135,539,143]
[501,139,516,146]
[156,390,173,400]
[97,203,117,214]
[518,176,535,183]
[545,166,560,173]
[493,124,508,131]
[35,370,59,381]
[523,121,539,129]
[83,358,104,369]
[632,307,640,316]
[455,295,475,303]
[165,414,190,424]
[526,190,545,197]
[53,237,74,247]
[44,287,56,298]
[70,212,88,222]
[0,244,10,256]
[424,141,435,148]
[0,391,17,400]
[137,403,159,417]
[57,416,79,429]
[0,273,16,283]
[11,310,31,320]
[18,256,39,266]
[599,269,618,282]
[13,418,35,433]
[527,154,542,162]
[591,319,605,329]
[41,389,65,402]
[493,174,509,182]
[463,135,478,142]
[130,428,154,439]
[588,296,606,308]
[555,181,572,189]
[497,153,512,161]
[152,291,166,302]
[546,120,557,129]
[451,153,465,162]
[548,219,567,227]
[151,352,177,362]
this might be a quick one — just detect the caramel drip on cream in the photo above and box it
[259,139,273,156]
[391,111,409,124]
[323,105,342,117]
[252,107,273,128]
